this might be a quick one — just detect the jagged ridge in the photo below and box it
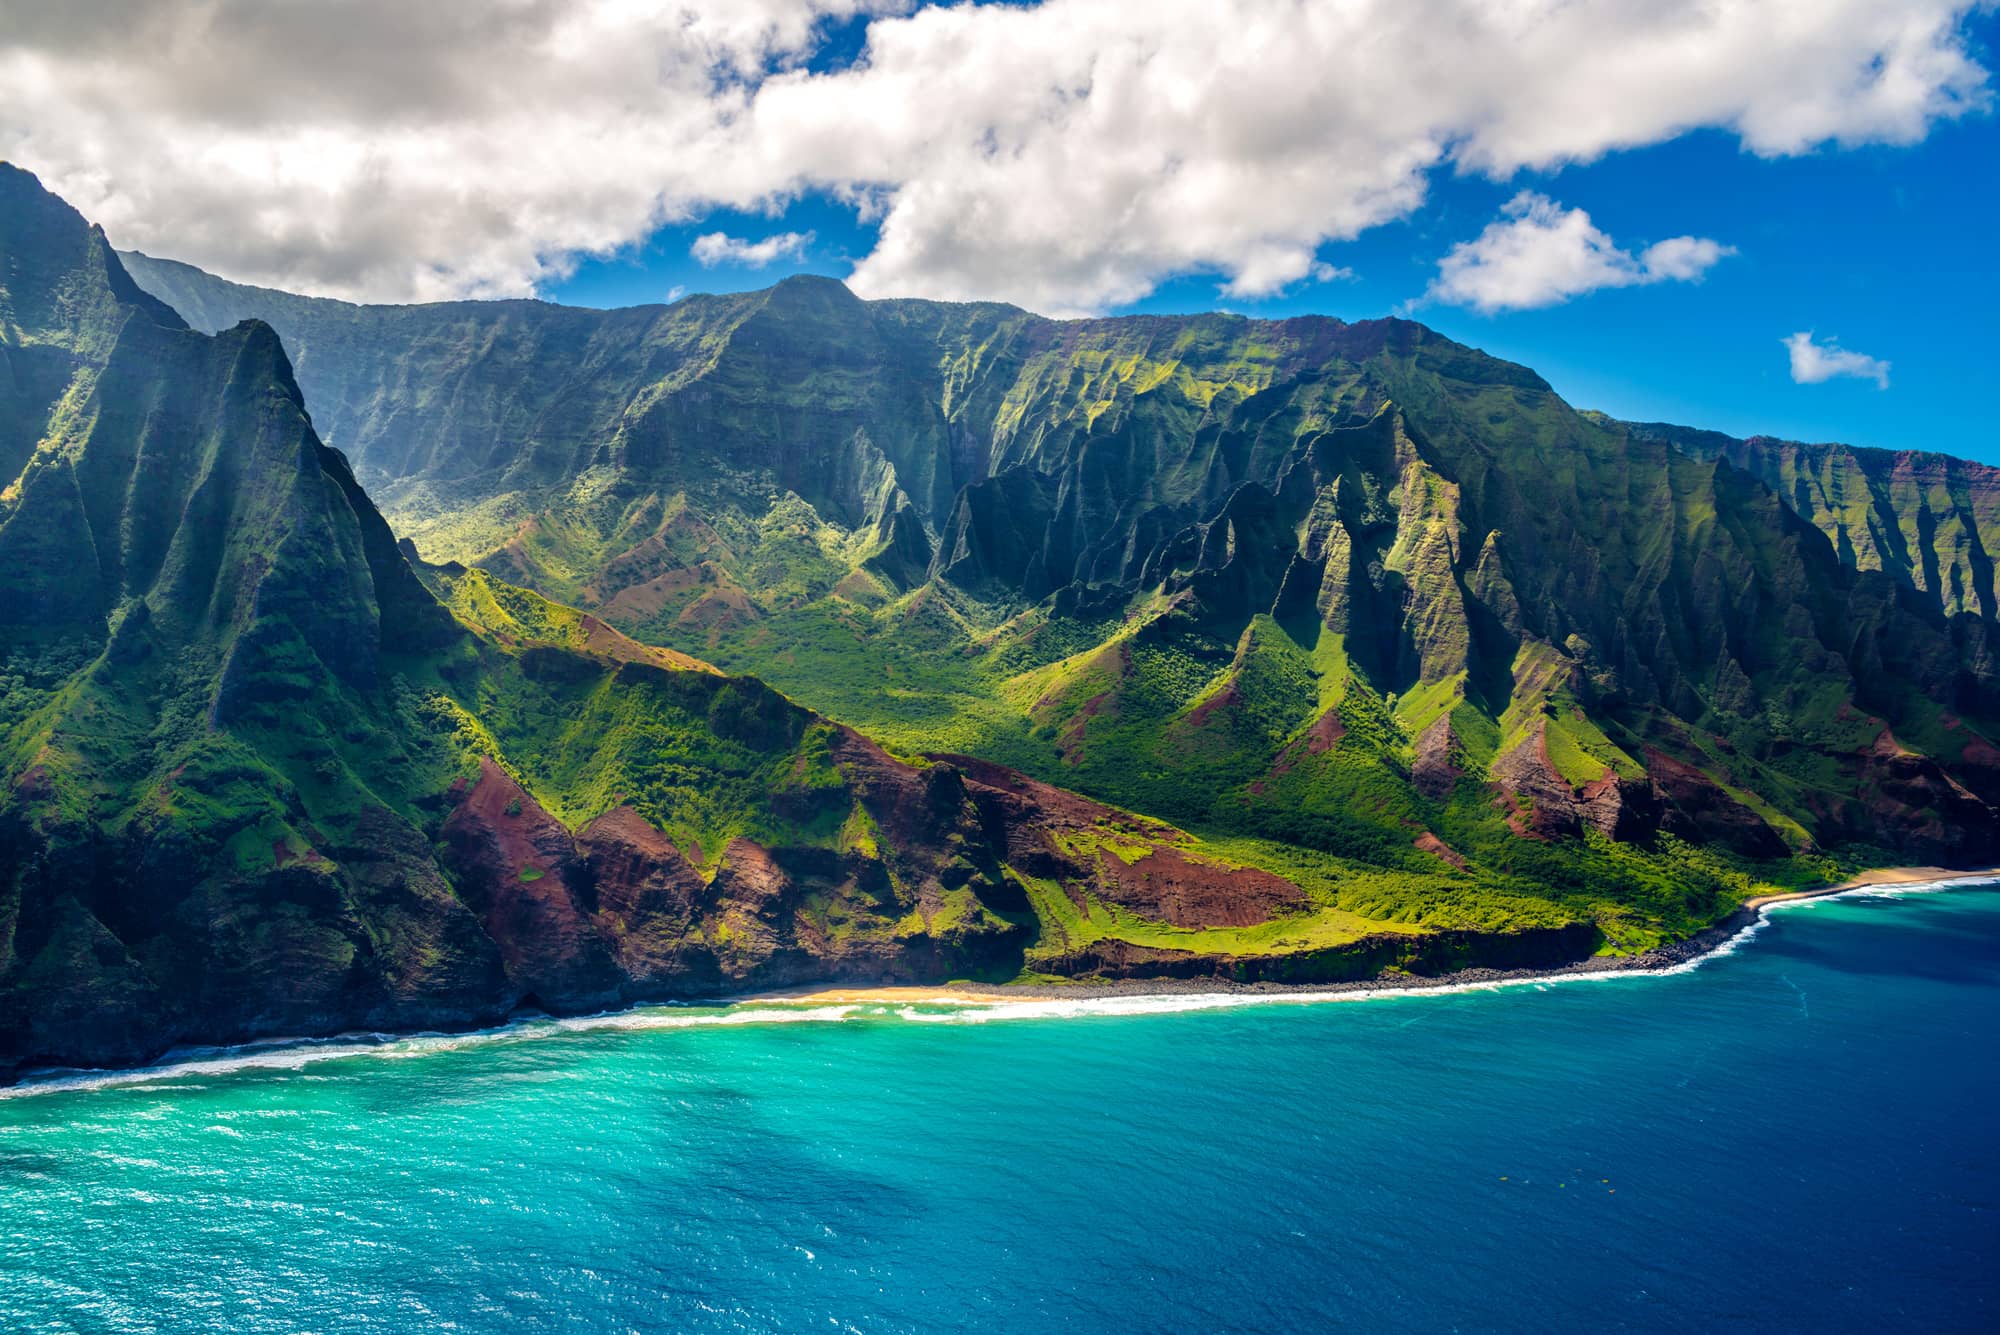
[12,167,1682,1080]
[112,248,2000,889]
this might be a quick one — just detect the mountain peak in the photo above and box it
[759,271,865,313]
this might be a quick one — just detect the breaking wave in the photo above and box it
[7,874,1992,1098]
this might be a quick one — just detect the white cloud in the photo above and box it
[0,0,1986,311]
[1638,235,1736,282]
[1221,259,1354,300]
[1425,192,1734,312]
[1784,331,1891,388]
[690,230,814,268]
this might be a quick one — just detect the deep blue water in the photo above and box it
[3,884,1997,1333]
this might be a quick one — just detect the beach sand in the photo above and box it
[13,867,1999,1090]
[1743,865,2000,911]
[738,986,1029,1006]
[739,866,2000,1009]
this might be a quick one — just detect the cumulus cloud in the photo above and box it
[691,230,814,267]
[0,0,894,301]
[1426,192,1735,312]
[0,0,1987,311]
[1784,332,1891,388]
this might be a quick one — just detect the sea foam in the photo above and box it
[6,875,1991,1097]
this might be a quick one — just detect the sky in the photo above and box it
[1,1,1995,457]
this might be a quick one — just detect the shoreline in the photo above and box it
[8,865,1998,1092]
[734,865,2000,1009]
[1737,864,2000,910]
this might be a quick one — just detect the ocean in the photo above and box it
[3,883,1997,1333]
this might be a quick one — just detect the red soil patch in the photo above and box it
[1307,707,1347,753]
[1056,690,1115,764]
[578,613,717,673]
[599,566,706,620]
[1870,728,1911,758]
[1490,724,1576,840]
[940,751,1174,836]
[1962,735,2000,768]
[437,758,622,1004]
[1413,832,1468,870]
[444,758,556,883]
[1091,846,1307,928]
[675,585,756,630]
[1411,715,1461,799]
[1184,683,1241,729]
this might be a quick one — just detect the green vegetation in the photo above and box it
[113,216,2000,962]
[2,162,1994,1078]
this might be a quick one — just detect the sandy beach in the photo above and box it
[737,985,1030,1006]
[1742,865,2000,911]
[11,865,1998,1092]
[735,865,2000,1009]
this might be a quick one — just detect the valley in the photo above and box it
[2,162,1994,1078]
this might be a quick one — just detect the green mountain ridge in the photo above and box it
[1,164,1992,1077]
[1621,418,2000,620]
[18,167,1505,1079]
[113,245,2000,878]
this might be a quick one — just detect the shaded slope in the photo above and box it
[6,169,1734,1079]
[117,251,1999,882]
[1626,419,2000,620]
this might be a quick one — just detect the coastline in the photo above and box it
[737,865,2000,1009]
[8,865,1998,1092]
[1737,864,2000,910]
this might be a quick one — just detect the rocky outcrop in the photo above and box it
[1844,732,2000,865]
[1410,715,1462,799]
[1032,921,1603,985]
[439,759,623,1010]
[114,229,2000,882]
[1490,727,1585,840]
[1490,728,1790,858]
[428,741,1042,1007]
[1641,751,1789,859]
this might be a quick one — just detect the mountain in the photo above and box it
[116,248,2000,877]
[12,167,1541,1080]
[1622,419,2000,620]
[6,169,1991,1076]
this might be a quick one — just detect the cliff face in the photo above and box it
[1626,420,2000,621]
[6,171,1990,1079]
[15,167,1416,1079]
[116,246,2000,890]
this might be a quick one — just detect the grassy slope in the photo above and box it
[107,246,2000,961]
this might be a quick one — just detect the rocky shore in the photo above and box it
[11,867,1997,1089]
[743,866,2000,1008]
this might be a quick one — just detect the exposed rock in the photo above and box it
[575,805,712,982]
[1088,846,1306,928]
[1850,736,2000,865]
[1308,706,1348,753]
[1410,714,1461,798]
[1641,750,1788,859]
[439,759,623,1010]
[1490,724,1582,840]
[1578,775,1668,843]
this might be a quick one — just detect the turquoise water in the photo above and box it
[3,886,1998,1333]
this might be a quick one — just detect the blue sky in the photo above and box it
[542,10,1999,459]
